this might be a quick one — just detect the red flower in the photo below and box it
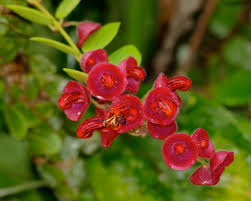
[144,87,180,125]
[162,133,198,170]
[147,121,177,140]
[154,73,192,92]
[100,127,119,148]
[192,128,215,159]
[76,116,104,138]
[58,81,90,121]
[190,151,234,185]
[77,21,101,48]
[118,57,146,94]
[80,49,108,73]
[104,94,144,133]
[87,63,127,100]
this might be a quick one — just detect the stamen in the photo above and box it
[151,98,177,117]
[86,56,96,67]
[59,92,85,110]
[199,139,209,150]
[127,66,145,80]
[101,73,115,88]
[174,144,186,154]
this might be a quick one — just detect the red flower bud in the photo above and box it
[80,49,108,73]
[154,73,192,92]
[58,81,90,121]
[192,128,215,159]
[144,87,180,125]
[162,133,198,170]
[118,57,146,94]
[87,63,127,101]
[77,116,104,138]
[104,94,144,133]
[147,121,177,140]
[77,21,101,48]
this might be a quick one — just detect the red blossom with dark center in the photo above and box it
[192,128,215,159]
[162,133,198,170]
[118,57,146,94]
[77,116,104,138]
[87,63,127,101]
[77,21,101,48]
[144,87,180,125]
[100,127,119,148]
[80,49,108,73]
[104,94,144,133]
[147,121,177,140]
[58,81,90,121]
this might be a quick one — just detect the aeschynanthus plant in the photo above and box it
[8,0,234,186]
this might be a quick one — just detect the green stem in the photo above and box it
[30,0,82,61]
[0,180,47,198]
[197,157,208,167]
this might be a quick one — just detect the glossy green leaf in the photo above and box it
[109,45,142,65]
[63,68,88,83]
[27,132,62,155]
[7,5,52,26]
[214,70,251,106]
[82,22,120,52]
[3,106,28,139]
[55,0,81,19]
[31,37,78,56]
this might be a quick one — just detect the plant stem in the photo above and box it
[0,180,47,198]
[197,157,208,167]
[30,0,82,61]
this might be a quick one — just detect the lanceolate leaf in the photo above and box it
[63,68,88,83]
[7,5,52,26]
[82,22,120,52]
[55,0,81,19]
[109,45,142,65]
[31,37,79,56]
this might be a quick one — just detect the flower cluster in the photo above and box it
[58,21,234,185]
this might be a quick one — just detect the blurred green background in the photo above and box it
[0,0,251,201]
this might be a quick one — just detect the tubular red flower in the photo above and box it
[80,49,108,73]
[104,94,144,133]
[77,116,104,138]
[192,128,215,159]
[118,57,146,94]
[162,133,198,170]
[87,63,127,101]
[147,121,177,140]
[77,21,101,48]
[58,81,90,121]
[144,87,180,125]
[190,151,234,185]
[154,73,192,92]
[100,127,119,148]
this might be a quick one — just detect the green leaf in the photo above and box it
[31,37,78,56]
[213,70,251,106]
[55,0,81,19]
[0,134,34,187]
[81,22,120,52]
[63,68,88,83]
[26,74,40,100]
[27,132,62,155]
[86,147,169,201]
[3,105,28,139]
[109,45,142,65]
[7,5,52,26]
